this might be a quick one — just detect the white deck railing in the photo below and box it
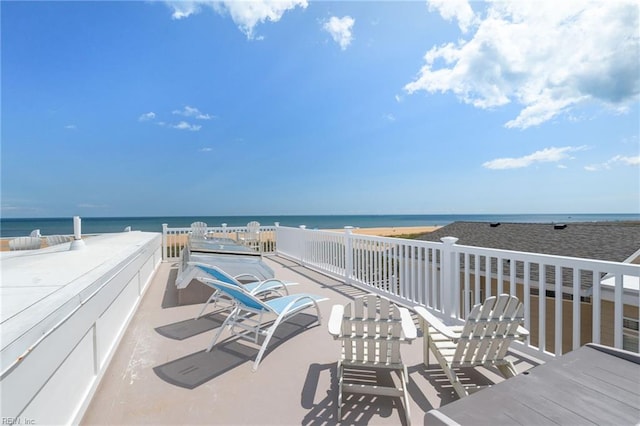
[275,225,640,358]
[162,223,277,261]
[161,223,639,357]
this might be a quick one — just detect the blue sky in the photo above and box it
[2,0,639,218]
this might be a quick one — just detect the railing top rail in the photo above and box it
[276,226,640,273]
[164,225,277,232]
[452,242,640,273]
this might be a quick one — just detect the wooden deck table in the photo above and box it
[426,343,640,425]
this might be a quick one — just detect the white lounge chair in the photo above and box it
[413,294,529,398]
[328,294,417,424]
[191,263,297,319]
[9,236,42,251]
[190,221,208,240]
[196,276,326,371]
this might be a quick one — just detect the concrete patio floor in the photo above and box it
[81,255,537,425]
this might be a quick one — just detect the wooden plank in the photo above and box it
[431,344,640,425]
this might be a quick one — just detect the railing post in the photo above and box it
[299,225,306,264]
[274,222,280,255]
[441,236,459,321]
[344,226,354,284]
[162,223,168,261]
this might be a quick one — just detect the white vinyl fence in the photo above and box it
[275,226,640,358]
[162,223,277,261]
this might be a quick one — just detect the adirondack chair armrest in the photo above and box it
[413,306,460,340]
[399,307,417,341]
[516,325,529,339]
[328,304,344,338]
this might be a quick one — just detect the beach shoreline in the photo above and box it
[0,226,439,252]
[324,226,440,237]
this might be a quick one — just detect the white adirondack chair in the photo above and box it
[240,221,261,250]
[414,294,529,398]
[328,294,417,424]
[190,221,208,240]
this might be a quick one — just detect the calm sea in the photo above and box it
[1,214,638,238]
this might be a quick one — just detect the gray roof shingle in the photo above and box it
[417,221,640,263]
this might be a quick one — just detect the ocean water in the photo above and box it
[1,214,638,238]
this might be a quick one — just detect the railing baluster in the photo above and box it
[614,272,623,349]
[539,264,546,354]
[485,255,492,298]
[524,261,531,346]
[573,268,581,350]
[555,266,563,356]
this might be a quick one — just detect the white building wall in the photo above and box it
[0,233,162,425]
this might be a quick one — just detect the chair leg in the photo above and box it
[206,307,238,352]
[496,361,518,378]
[252,313,286,371]
[252,299,321,371]
[399,368,411,426]
[337,361,343,421]
[443,365,468,399]
[195,291,219,320]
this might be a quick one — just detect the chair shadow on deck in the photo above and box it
[299,360,514,425]
[154,312,228,340]
[408,348,538,412]
[409,364,493,407]
[161,266,180,308]
[301,362,441,426]
[153,313,320,389]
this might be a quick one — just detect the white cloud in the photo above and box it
[585,155,640,171]
[323,16,355,50]
[165,0,308,39]
[406,0,640,129]
[65,124,77,130]
[166,1,202,19]
[138,112,156,122]
[200,147,213,152]
[427,0,476,33]
[172,106,214,120]
[483,146,586,170]
[173,121,202,131]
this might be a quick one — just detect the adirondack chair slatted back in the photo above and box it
[247,221,260,234]
[190,221,208,239]
[340,294,404,366]
[453,294,524,367]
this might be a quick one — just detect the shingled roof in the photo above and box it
[417,221,640,263]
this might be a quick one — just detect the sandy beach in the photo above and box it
[325,226,440,237]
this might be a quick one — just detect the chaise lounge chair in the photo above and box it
[328,294,416,424]
[8,236,42,251]
[413,294,529,398]
[46,235,71,246]
[190,263,297,319]
[195,275,327,371]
